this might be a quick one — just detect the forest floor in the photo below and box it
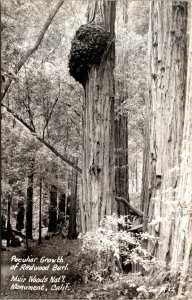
[1,234,192,300]
[1,234,137,300]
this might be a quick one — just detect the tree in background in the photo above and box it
[48,185,57,233]
[1,0,85,238]
[115,1,149,213]
[16,201,25,231]
[1,0,151,244]
[68,158,78,239]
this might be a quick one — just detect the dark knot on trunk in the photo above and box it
[68,23,110,86]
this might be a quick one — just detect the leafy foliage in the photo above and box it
[1,0,85,232]
[79,215,149,276]
[78,214,177,299]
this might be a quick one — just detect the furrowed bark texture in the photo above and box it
[171,6,192,294]
[81,1,116,232]
[143,2,188,262]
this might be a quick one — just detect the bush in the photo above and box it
[78,214,177,299]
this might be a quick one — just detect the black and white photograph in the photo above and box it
[1,0,192,299]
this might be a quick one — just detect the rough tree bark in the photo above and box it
[142,2,188,262]
[171,6,192,294]
[81,1,116,232]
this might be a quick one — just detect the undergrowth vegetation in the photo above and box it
[78,214,178,299]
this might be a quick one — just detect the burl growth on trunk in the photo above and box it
[68,23,110,86]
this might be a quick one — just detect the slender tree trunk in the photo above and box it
[6,120,15,246]
[141,105,150,222]
[26,155,35,239]
[48,185,57,233]
[68,159,78,239]
[142,2,188,262]
[171,6,192,294]
[6,197,11,247]
[42,183,49,227]
[115,45,129,216]
[38,177,42,244]
[135,153,138,192]
[65,194,68,223]
[115,108,129,216]
[81,1,116,232]
[16,201,24,231]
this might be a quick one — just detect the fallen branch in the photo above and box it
[11,229,26,239]
[128,224,143,232]
[2,103,82,174]
[115,196,144,217]
[2,0,64,99]
[3,228,26,239]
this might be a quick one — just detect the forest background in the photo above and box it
[1,0,192,299]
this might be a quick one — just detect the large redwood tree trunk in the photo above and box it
[171,6,192,294]
[81,1,116,232]
[142,2,188,262]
